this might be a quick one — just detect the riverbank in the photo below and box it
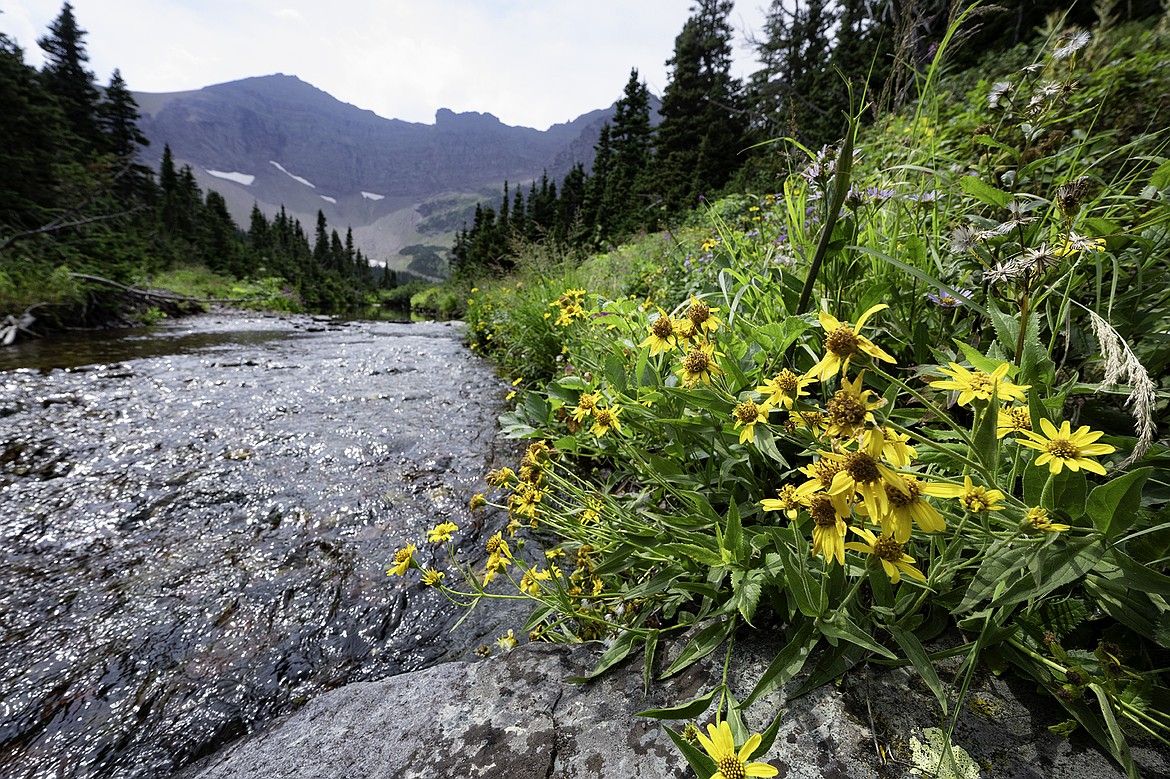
[0,313,523,778]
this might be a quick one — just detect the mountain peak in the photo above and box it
[435,107,505,128]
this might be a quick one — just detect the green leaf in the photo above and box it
[990,538,1104,609]
[791,641,866,698]
[776,525,825,618]
[754,317,809,353]
[604,352,627,394]
[1101,548,1170,598]
[743,618,819,706]
[971,396,1000,474]
[888,625,949,715]
[956,544,1030,612]
[569,630,640,682]
[974,134,1022,162]
[643,629,659,694]
[959,175,1012,208]
[1150,159,1170,191]
[658,542,725,568]
[724,502,745,565]
[636,686,720,720]
[731,568,764,624]
[1086,467,1151,539]
[817,612,897,659]
[661,618,736,679]
[1041,467,1087,520]
[1089,683,1138,779]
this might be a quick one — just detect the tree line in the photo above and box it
[450,0,1154,278]
[0,2,381,317]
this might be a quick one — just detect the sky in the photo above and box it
[1,1,770,130]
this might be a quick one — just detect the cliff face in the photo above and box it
[133,74,614,267]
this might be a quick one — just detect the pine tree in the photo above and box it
[653,0,746,214]
[97,69,151,196]
[37,2,102,154]
[606,68,655,238]
[0,33,64,233]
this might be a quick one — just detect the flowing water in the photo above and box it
[0,312,518,778]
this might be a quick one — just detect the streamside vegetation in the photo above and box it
[0,2,400,332]
[398,6,1170,777]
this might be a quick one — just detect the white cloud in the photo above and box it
[1,0,768,129]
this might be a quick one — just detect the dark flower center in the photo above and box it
[844,451,881,484]
[825,326,860,357]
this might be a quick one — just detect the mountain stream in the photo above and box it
[0,313,517,778]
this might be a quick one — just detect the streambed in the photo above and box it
[0,313,516,778]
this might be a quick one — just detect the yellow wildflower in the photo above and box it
[930,362,1029,406]
[686,296,723,334]
[732,399,768,445]
[428,521,459,543]
[590,405,623,437]
[756,368,812,411]
[1017,418,1115,476]
[845,526,927,584]
[639,310,678,355]
[807,303,896,382]
[387,542,417,576]
[1026,506,1071,533]
[421,568,445,586]
[997,405,1033,438]
[675,341,724,388]
[695,720,778,779]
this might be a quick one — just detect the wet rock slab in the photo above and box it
[177,637,1167,779]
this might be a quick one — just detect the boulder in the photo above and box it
[177,638,1168,778]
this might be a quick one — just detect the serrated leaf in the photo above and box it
[959,175,1012,208]
[658,543,725,568]
[731,568,764,624]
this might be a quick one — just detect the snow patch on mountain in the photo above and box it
[269,161,315,188]
[361,191,385,201]
[207,170,255,186]
[320,195,337,204]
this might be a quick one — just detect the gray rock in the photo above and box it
[177,637,1168,779]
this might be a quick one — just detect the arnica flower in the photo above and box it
[824,372,886,439]
[421,568,445,586]
[930,362,1029,406]
[428,521,459,543]
[868,426,916,469]
[1026,506,1071,533]
[825,436,908,523]
[807,304,896,382]
[579,496,602,524]
[952,475,1005,513]
[845,526,927,584]
[756,368,812,410]
[572,391,600,422]
[799,456,844,493]
[676,341,724,388]
[695,720,778,779]
[732,399,768,444]
[879,474,950,542]
[686,296,723,334]
[997,405,1033,438]
[510,483,545,518]
[807,491,853,566]
[519,567,552,595]
[1017,418,1115,475]
[639,310,678,355]
[760,483,807,521]
[486,466,515,488]
[496,629,518,651]
[590,405,622,437]
[387,543,417,576]
[674,316,699,344]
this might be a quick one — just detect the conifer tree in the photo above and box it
[653,0,746,214]
[37,2,102,153]
[0,33,64,232]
